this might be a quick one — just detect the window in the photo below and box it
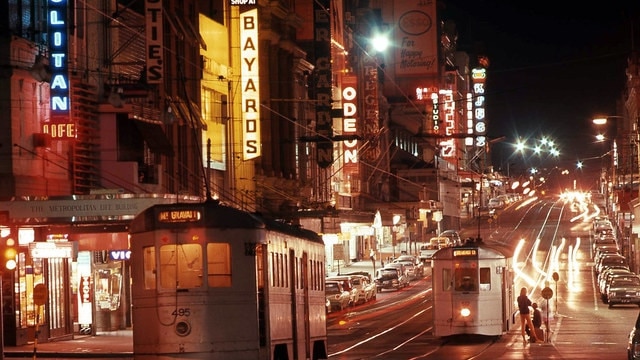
[442,268,452,291]
[454,267,478,292]
[479,267,491,291]
[207,243,231,287]
[159,244,203,289]
[143,246,156,290]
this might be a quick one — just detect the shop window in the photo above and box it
[96,266,122,311]
[159,244,203,289]
[207,243,231,287]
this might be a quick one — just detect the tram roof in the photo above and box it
[431,239,514,260]
[130,200,323,243]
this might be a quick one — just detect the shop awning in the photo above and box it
[133,119,174,156]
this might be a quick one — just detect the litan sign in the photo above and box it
[240,9,261,160]
[45,0,75,139]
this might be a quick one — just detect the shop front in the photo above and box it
[0,194,200,345]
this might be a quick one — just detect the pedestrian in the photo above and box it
[517,287,541,344]
[525,302,542,341]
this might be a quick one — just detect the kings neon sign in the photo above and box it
[45,0,75,139]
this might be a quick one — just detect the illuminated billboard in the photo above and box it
[393,0,438,76]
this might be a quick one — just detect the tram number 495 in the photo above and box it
[172,308,191,317]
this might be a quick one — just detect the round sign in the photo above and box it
[541,287,553,300]
[552,272,559,282]
[33,283,47,306]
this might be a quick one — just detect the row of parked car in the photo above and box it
[325,253,428,312]
[325,273,377,312]
[592,216,640,308]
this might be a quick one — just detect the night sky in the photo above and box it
[440,1,640,184]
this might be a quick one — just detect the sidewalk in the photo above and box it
[4,330,133,358]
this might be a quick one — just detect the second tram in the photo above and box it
[129,200,328,359]
[431,239,514,337]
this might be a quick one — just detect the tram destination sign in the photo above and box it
[452,248,478,258]
[157,209,202,223]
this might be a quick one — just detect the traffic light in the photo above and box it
[1,231,17,271]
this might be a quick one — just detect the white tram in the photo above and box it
[431,240,514,337]
[129,200,328,359]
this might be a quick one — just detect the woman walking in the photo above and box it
[517,287,541,344]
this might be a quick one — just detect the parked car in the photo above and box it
[393,258,418,281]
[394,254,423,277]
[347,274,376,304]
[627,310,640,359]
[596,254,629,275]
[600,270,635,302]
[325,280,351,311]
[326,275,361,306]
[593,235,618,253]
[419,236,452,262]
[606,274,640,308]
[383,263,409,287]
[440,230,462,246]
[488,198,505,209]
[374,268,401,292]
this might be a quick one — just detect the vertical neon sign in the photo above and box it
[240,9,261,160]
[313,0,333,168]
[145,0,164,83]
[45,0,74,139]
[472,68,487,148]
[342,75,358,175]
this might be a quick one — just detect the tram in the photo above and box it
[129,200,328,360]
[431,239,514,337]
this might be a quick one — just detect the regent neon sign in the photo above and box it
[45,0,75,139]
[240,9,261,160]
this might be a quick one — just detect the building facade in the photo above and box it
[0,0,492,345]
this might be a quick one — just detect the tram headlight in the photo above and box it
[175,320,191,337]
[460,307,471,317]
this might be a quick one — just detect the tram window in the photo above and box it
[455,268,478,292]
[207,243,231,287]
[479,267,491,291]
[159,244,203,289]
[143,246,156,290]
